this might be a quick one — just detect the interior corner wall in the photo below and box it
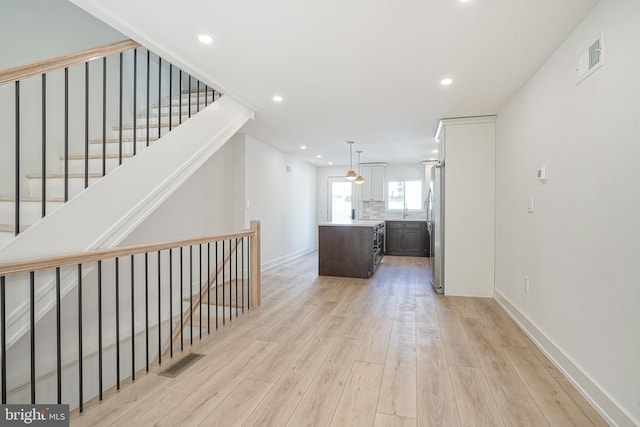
[494,0,640,425]
[0,0,126,69]
[120,134,245,246]
[243,134,317,269]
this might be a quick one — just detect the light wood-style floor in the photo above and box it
[72,254,608,426]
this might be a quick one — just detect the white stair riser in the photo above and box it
[0,201,64,225]
[88,141,150,156]
[134,115,188,126]
[28,177,101,199]
[151,104,210,115]
[62,157,125,175]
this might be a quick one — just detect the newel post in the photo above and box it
[249,220,261,308]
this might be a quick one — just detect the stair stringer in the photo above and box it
[0,95,253,348]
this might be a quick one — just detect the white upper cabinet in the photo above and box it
[360,166,385,201]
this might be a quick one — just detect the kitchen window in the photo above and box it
[387,180,422,210]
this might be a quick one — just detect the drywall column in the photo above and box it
[438,116,496,297]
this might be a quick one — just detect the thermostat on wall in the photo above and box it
[537,167,548,182]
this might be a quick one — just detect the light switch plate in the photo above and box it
[528,196,535,213]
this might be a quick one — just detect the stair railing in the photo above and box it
[0,220,261,413]
[0,39,221,239]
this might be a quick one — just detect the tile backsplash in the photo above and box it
[361,200,427,220]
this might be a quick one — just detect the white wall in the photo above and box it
[0,0,125,69]
[120,133,245,245]
[244,134,317,269]
[495,0,640,425]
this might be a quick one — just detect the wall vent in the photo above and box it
[576,32,604,84]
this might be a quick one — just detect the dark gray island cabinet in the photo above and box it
[385,220,429,256]
[318,221,384,279]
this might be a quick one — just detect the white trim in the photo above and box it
[494,289,637,427]
[261,246,316,271]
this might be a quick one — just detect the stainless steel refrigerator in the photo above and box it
[427,161,445,294]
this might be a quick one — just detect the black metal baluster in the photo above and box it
[215,242,219,330]
[222,240,225,326]
[241,237,245,313]
[115,258,120,390]
[158,57,162,139]
[188,75,192,118]
[98,260,103,401]
[197,80,200,113]
[235,238,238,318]
[207,242,210,335]
[204,85,208,107]
[41,74,46,218]
[15,81,20,235]
[229,239,232,322]
[189,246,193,345]
[30,271,35,404]
[146,50,150,147]
[84,62,89,189]
[179,70,182,125]
[180,247,183,351]
[130,254,135,382]
[199,244,202,340]
[55,268,61,403]
[133,49,137,156]
[157,250,161,365]
[169,65,173,132]
[64,68,69,202]
[102,57,106,176]
[248,235,251,309]
[0,276,5,403]
[169,249,173,358]
[144,252,149,372]
[78,264,83,413]
[119,52,123,165]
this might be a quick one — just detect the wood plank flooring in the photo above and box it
[71,254,607,426]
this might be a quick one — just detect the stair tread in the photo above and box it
[0,224,29,233]
[61,153,134,160]
[25,172,103,179]
[89,136,160,144]
[0,196,65,202]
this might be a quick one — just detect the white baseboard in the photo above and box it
[261,246,316,271]
[493,289,637,427]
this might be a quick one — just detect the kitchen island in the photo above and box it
[318,220,384,278]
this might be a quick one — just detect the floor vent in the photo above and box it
[159,353,204,378]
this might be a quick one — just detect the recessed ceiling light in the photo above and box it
[300,145,306,150]
[198,34,213,44]
[316,155,322,159]
[432,149,438,153]
[328,161,334,166]
[272,95,283,102]
[440,78,453,86]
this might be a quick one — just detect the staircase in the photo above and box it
[0,89,218,248]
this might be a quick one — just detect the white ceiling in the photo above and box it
[72,0,598,167]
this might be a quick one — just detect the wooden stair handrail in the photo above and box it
[0,228,254,276]
[0,39,140,85]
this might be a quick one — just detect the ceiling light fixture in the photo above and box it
[345,141,358,181]
[272,95,283,102]
[316,154,322,159]
[354,150,365,185]
[198,34,213,44]
[300,145,306,150]
[432,149,438,153]
[440,78,453,86]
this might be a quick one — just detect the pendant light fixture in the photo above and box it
[354,150,365,184]
[345,141,357,180]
